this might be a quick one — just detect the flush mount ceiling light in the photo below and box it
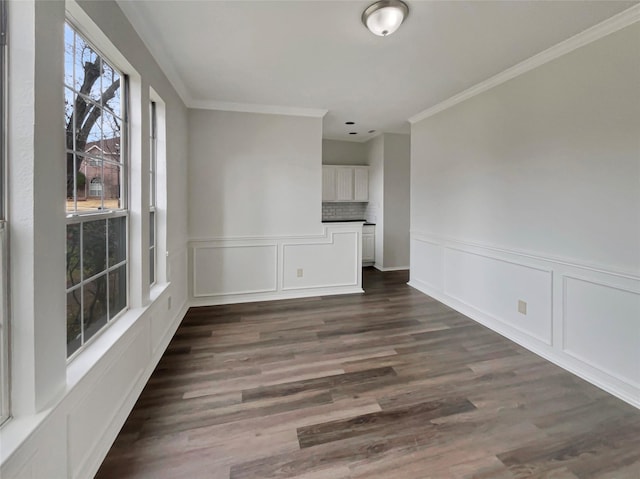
[362,0,409,37]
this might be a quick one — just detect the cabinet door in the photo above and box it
[335,167,354,201]
[362,234,375,262]
[322,166,336,201]
[354,167,368,201]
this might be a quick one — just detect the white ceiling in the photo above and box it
[117,0,636,142]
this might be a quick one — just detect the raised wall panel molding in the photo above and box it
[79,300,189,479]
[192,244,278,298]
[409,231,640,408]
[282,232,359,291]
[189,225,364,303]
[442,245,553,346]
[408,4,640,125]
[561,274,640,389]
[409,230,640,280]
[68,328,148,479]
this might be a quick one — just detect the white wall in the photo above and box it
[322,139,368,165]
[410,23,640,407]
[1,0,190,477]
[365,135,384,266]
[189,110,322,238]
[383,133,410,269]
[365,133,411,271]
[188,110,364,304]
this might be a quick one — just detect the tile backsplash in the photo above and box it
[322,202,368,221]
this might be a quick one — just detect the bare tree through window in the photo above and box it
[64,23,127,357]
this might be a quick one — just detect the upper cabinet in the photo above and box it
[323,166,368,202]
[322,167,337,201]
[354,167,368,201]
[335,167,354,200]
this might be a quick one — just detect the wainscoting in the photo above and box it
[190,223,364,306]
[0,248,190,479]
[409,232,640,408]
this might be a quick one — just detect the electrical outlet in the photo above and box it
[518,300,527,315]
[168,296,172,310]
[297,268,303,278]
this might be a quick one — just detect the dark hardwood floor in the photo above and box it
[96,268,640,478]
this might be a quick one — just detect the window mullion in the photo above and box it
[64,22,128,358]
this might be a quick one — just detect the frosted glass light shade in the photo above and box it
[362,0,408,37]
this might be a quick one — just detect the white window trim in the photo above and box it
[0,0,10,426]
[149,87,167,290]
[64,20,130,360]
[149,100,156,286]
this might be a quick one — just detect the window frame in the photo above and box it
[64,20,130,360]
[149,100,156,286]
[64,21,127,217]
[0,0,9,425]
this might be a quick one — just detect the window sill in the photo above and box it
[67,281,170,390]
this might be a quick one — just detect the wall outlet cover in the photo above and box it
[518,300,527,315]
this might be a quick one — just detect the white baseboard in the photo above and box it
[190,224,364,304]
[374,265,409,272]
[408,278,640,409]
[80,300,189,479]
[191,286,364,307]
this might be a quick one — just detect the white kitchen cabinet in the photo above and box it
[362,224,375,264]
[322,166,336,201]
[354,167,368,201]
[335,167,354,201]
[322,165,368,202]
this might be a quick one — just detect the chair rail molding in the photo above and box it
[409,231,640,409]
[189,224,364,306]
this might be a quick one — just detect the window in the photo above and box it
[149,101,156,285]
[0,0,9,424]
[89,177,102,197]
[64,22,128,358]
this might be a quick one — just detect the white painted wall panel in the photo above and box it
[193,245,277,297]
[563,277,640,386]
[410,238,443,291]
[283,232,359,289]
[189,225,364,305]
[444,248,553,344]
[68,329,149,478]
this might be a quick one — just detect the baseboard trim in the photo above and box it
[374,265,409,272]
[82,301,189,479]
[407,278,640,410]
[191,286,364,307]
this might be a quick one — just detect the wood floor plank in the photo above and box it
[96,268,640,479]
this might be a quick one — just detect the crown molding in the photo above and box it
[115,0,192,106]
[408,3,640,125]
[189,100,328,118]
